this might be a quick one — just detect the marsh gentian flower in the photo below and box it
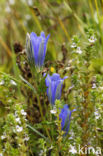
[59,104,76,135]
[45,73,68,105]
[26,31,50,68]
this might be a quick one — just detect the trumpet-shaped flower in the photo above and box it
[59,104,76,135]
[26,31,50,68]
[45,73,68,105]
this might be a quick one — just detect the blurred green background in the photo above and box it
[0,0,103,73]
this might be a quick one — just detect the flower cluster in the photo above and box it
[26,31,76,136]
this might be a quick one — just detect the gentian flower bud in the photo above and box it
[45,73,68,105]
[59,104,76,135]
[26,31,50,68]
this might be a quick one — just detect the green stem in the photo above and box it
[34,70,52,141]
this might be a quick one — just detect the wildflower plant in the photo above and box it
[45,73,68,105]
[26,32,50,69]
[0,15,103,155]
[59,104,76,136]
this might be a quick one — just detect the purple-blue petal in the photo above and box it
[63,76,68,80]
[46,34,50,43]
[59,104,76,135]
[30,32,37,38]
[40,31,45,38]
[27,31,50,67]
[45,73,67,105]
[51,73,61,81]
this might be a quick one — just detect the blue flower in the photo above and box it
[59,104,76,135]
[45,73,68,105]
[26,32,50,68]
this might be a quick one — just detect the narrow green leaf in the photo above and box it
[19,75,36,94]
[27,124,47,140]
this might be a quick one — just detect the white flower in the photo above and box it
[0,153,3,156]
[76,47,82,54]
[14,111,18,117]
[94,111,101,119]
[5,6,11,13]
[16,125,23,132]
[21,109,27,116]
[1,135,6,140]
[69,145,77,154]
[68,59,73,64]
[25,14,31,20]
[1,132,6,140]
[39,150,43,156]
[88,36,97,43]
[92,83,96,89]
[10,80,17,86]
[71,42,76,48]
[28,0,33,6]
[8,99,12,103]
[15,117,21,124]
[65,67,71,71]
[9,0,15,5]
[24,136,29,141]
[50,107,57,114]
[99,87,103,90]
[0,80,4,85]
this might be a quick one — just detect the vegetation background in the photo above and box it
[0,0,103,155]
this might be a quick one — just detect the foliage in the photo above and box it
[0,0,103,155]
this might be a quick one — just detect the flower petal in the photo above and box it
[46,34,50,43]
[63,76,68,80]
[59,104,75,135]
[55,80,63,100]
[51,73,61,81]
[40,31,45,38]
[30,32,37,38]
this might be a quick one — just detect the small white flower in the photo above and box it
[15,117,21,124]
[25,14,31,20]
[50,107,57,114]
[14,111,18,117]
[16,125,23,132]
[76,47,82,54]
[24,136,29,141]
[69,145,77,154]
[28,0,33,6]
[8,99,12,103]
[68,59,73,64]
[5,6,11,13]
[21,109,27,116]
[39,150,43,156]
[71,42,76,48]
[0,80,4,85]
[9,0,15,5]
[65,67,71,71]
[99,87,103,90]
[10,80,17,86]
[88,36,97,43]
[69,136,73,140]
[50,109,57,114]
[0,153,3,156]
[92,83,96,89]
[1,135,6,140]
[94,111,101,119]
